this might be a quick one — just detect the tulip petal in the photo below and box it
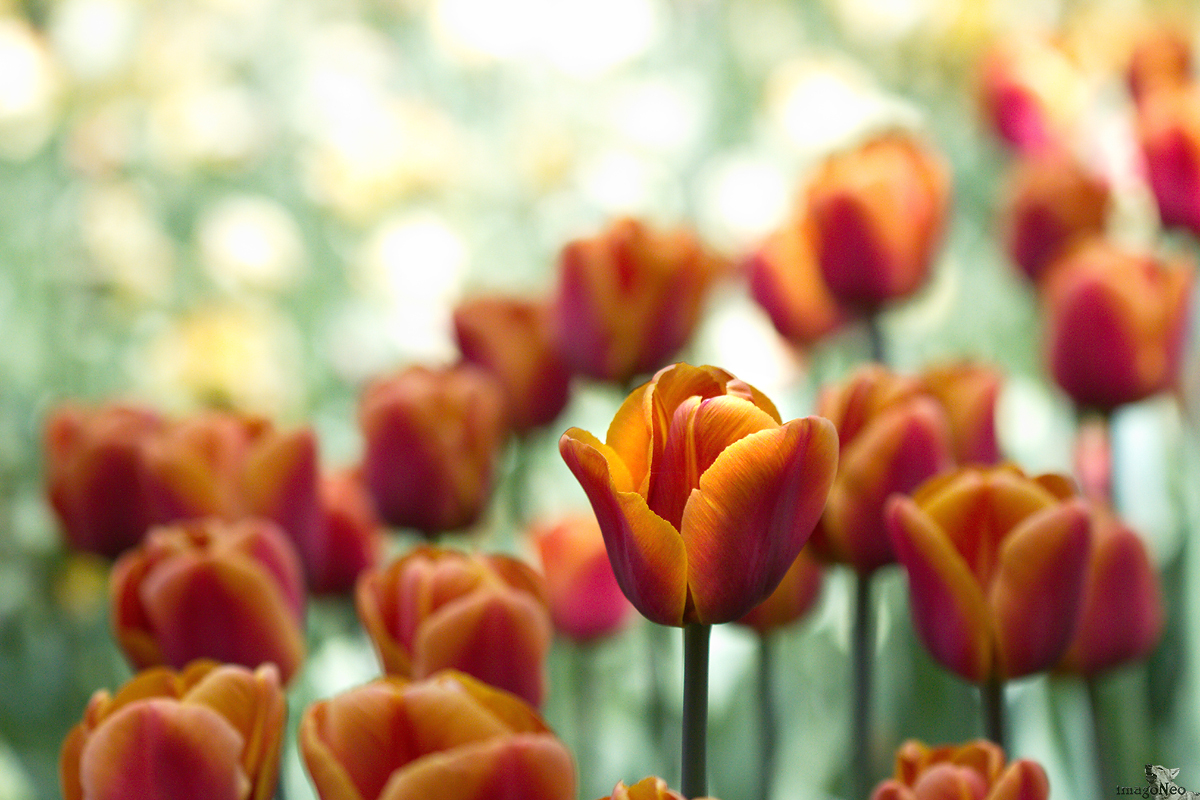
[870,780,917,800]
[988,761,1050,800]
[990,500,1091,679]
[242,428,321,571]
[560,430,688,625]
[377,734,575,800]
[910,763,989,800]
[79,699,249,800]
[606,382,653,494]
[301,681,409,800]
[887,497,993,683]
[680,416,837,623]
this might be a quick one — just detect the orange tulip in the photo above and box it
[60,660,285,800]
[356,545,552,707]
[871,739,1049,800]
[886,465,1092,683]
[1138,84,1200,235]
[44,402,164,557]
[453,295,573,432]
[359,364,509,534]
[550,217,725,384]
[300,670,575,800]
[309,468,384,595]
[1127,23,1192,107]
[808,365,955,575]
[1056,504,1164,676]
[977,35,1081,155]
[532,515,634,642]
[110,518,307,684]
[559,363,838,626]
[734,547,823,635]
[920,362,1004,465]
[745,218,846,347]
[1041,239,1193,411]
[803,132,950,311]
[601,776,718,800]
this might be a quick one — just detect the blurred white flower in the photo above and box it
[196,195,306,293]
[48,0,140,83]
[0,17,61,159]
[79,181,176,299]
[146,82,269,170]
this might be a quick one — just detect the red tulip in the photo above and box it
[1138,84,1200,235]
[60,661,285,800]
[532,515,634,642]
[734,547,823,635]
[359,364,509,534]
[309,468,385,595]
[110,517,307,684]
[886,465,1092,682]
[550,217,725,384]
[745,217,846,347]
[920,362,1004,465]
[872,739,1049,800]
[559,362,838,626]
[300,670,575,800]
[356,545,552,707]
[977,35,1081,155]
[601,776,718,800]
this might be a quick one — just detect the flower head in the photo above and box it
[872,739,1049,800]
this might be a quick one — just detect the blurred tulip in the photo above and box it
[550,217,725,385]
[359,364,509,534]
[1127,24,1192,107]
[44,403,164,558]
[602,776,718,800]
[1138,85,1200,235]
[734,547,823,635]
[356,545,552,706]
[110,518,307,684]
[1041,239,1193,411]
[886,465,1092,682]
[559,362,838,626]
[803,132,950,311]
[977,35,1082,155]
[532,515,634,642]
[871,739,1049,800]
[309,468,384,595]
[300,670,575,800]
[745,218,846,347]
[1001,152,1110,282]
[920,362,1004,465]
[1056,504,1164,676]
[808,365,955,575]
[453,295,573,432]
[60,660,285,800]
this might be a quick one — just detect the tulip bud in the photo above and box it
[300,670,576,800]
[44,403,164,558]
[977,34,1082,155]
[359,364,509,534]
[872,739,1049,800]
[453,295,573,432]
[560,362,838,625]
[60,661,285,800]
[920,362,1004,465]
[1041,239,1193,411]
[745,218,846,347]
[1138,85,1200,235]
[110,518,307,684]
[356,545,553,707]
[532,515,634,642]
[308,468,384,595]
[603,776,719,800]
[734,547,823,635]
[550,217,725,384]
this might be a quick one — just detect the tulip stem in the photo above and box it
[1086,676,1114,797]
[681,623,711,799]
[573,641,597,793]
[757,634,777,800]
[851,572,874,800]
[982,676,1007,751]
[865,313,886,365]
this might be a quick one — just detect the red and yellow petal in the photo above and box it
[377,734,575,800]
[988,760,1050,800]
[301,681,407,800]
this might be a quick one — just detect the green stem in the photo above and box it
[681,623,711,799]
[1086,675,1114,797]
[757,634,777,800]
[852,572,874,800]
[982,676,1007,751]
[865,313,886,365]
[647,623,670,780]
[573,641,597,792]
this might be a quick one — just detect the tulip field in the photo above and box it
[5,0,1200,798]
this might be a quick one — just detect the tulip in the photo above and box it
[1001,152,1110,283]
[44,402,164,558]
[550,217,725,385]
[803,132,950,312]
[110,517,307,684]
[920,362,1004,465]
[309,468,385,595]
[886,464,1092,684]
[602,776,718,800]
[60,660,285,800]
[1127,24,1192,108]
[359,364,509,534]
[734,547,823,635]
[745,217,846,347]
[871,739,1049,800]
[1138,85,1200,235]
[532,515,634,642]
[977,35,1082,155]
[808,364,955,576]
[300,670,575,800]
[453,295,572,432]
[1056,504,1164,676]
[356,545,552,707]
[559,362,838,626]
[1041,238,1193,411]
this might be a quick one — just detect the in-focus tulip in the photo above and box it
[1041,239,1193,411]
[110,518,307,684]
[920,362,1004,465]
[1138,85,1200,235]
[886,465,1092,683]
[977,35,1082,154]
[803,132,950,311]
[550,217,725,385]
[309,468,384,595]
[1056,504,1164,676]
[301,670,575,800]
[808,365,955,575]
[871,739,1049,800]
[532,515,634,642]
[1128,23,1192,108]
[60,660,285,800]
[734,547,823,635]
[1001,152,1110,283]
[601,776,718,800]
[453,295,573,432]
[559,363,838,626]
[356,545,552,707]
[745,217,846,347]
[44,403,164,558]
[359,364,508,534]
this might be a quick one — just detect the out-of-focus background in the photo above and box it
[4,0,1200,797]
